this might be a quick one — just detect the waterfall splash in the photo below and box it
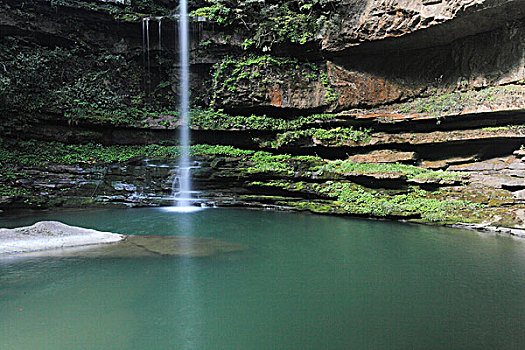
[168,0,202,213]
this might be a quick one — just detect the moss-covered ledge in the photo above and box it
[3,137,522,231]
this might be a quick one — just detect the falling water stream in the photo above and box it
[171,0,201,212]
[177,0,191,207]
[141,3,201,212]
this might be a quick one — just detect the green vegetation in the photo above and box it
[0,137,479,223]
[482,125,525,132]
[320,182,481,222]
[0,139,175,167]
[247,152,294,175]
[0,138,278,168]
[191,0,341,49]
[249,180,309,191]
[248,178,478,222]
[482,126,510,132]
[210,55,334,107]
[397,85,525,115]
[0,138,319,176]
[276,127,371,147]
[0,39,178,127]
[320,71,338,102]
[190,109,336,130]
[276,201,338,214]
[321,160,464,181]
[48,0,171,19]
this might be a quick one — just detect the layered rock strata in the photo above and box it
[1,0,525,233]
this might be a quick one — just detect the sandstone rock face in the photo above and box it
[323,0,525,52]
[214,22,525,113]
[347,150,417,163]
[1,0,525,231]
[1,0,523,116]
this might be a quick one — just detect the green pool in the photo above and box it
[1,208,524,349]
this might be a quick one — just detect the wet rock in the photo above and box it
[111,181,137,192]
[503,170,525,178]
[451,223,525,239]
[371,128,525,147]
[124,235,247,257]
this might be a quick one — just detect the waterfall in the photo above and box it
[142,18,151,94]
[173,0,199,211]
[158,18,162,50]
[140,3,203,212]
[145,18,150,69]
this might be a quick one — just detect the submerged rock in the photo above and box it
[122,235,247,257]
[0,221,247,258]
[0,221,124,255]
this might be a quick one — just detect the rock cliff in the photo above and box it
[1,0,525,230]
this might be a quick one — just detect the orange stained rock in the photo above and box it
[347,150,416,164]
[327,61,408,109]
[420,160,448,169]
[267,86,283,107]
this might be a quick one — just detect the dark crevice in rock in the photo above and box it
[277,137,525,162]
[245,185,331,200]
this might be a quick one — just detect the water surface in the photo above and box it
[1,208,524,349]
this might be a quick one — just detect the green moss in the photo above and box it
[321,160,464,181]
[191,0,341,49]
[0,139,171,166]
[247,152,294,176]
[320,182,482,222]
[0,185,29,197]
[277,201,340,214]
[249,180,312,192]
[0,139,325,182]
[190,108,337,131]
[276,127,371,147]
[247,178,480,221]
[49,0,171,19]
[210,55,329,107]
[0,139,271,168]
[396,86,525,115]
[481,125,525,132]
[0,39,179,128]
[320,72,338,102]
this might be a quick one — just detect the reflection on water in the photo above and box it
[161,206,204,213]
[0,208,524,349]
[180,206,200,349]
